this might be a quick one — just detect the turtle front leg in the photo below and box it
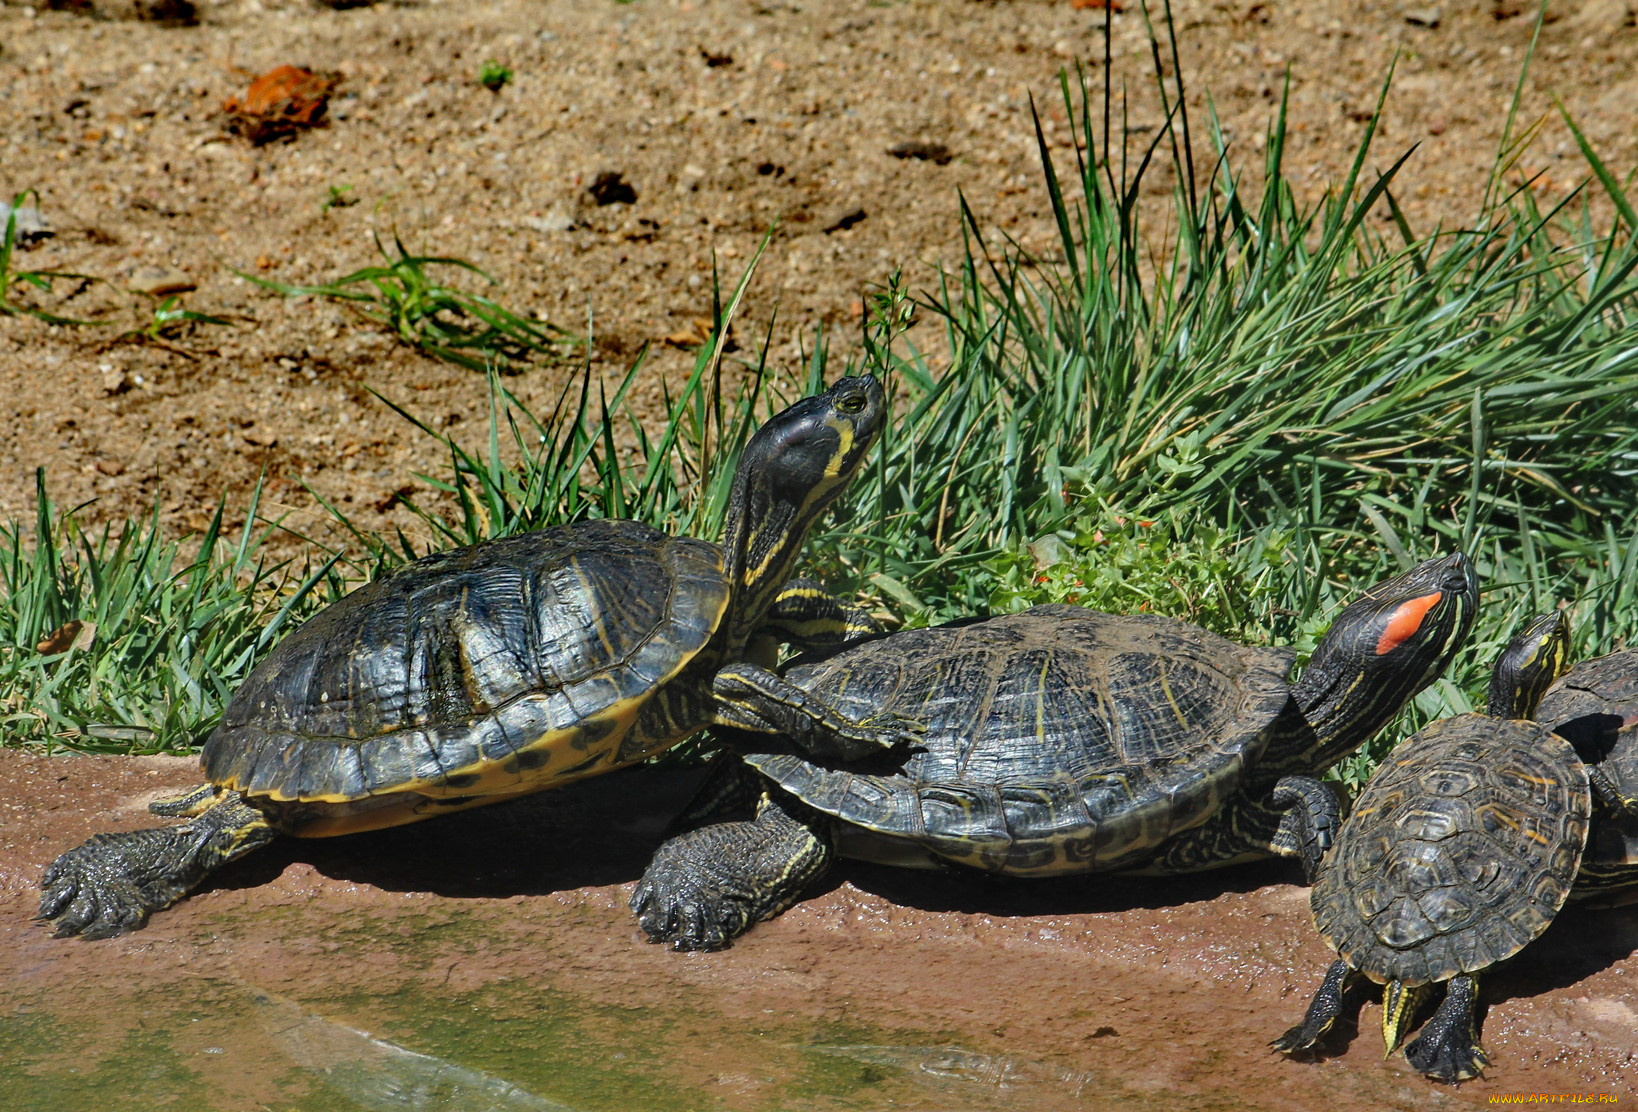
[38,791,276,940]
[1403,974,1489,1083]
[711,663,922,761]
[1270,775,1343,883]
[760,578,885,652]
[1273,959,1359,1054]
[632,768,834,951]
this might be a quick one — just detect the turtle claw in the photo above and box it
[846,710,925,756]
[38,832,173,940]
[38,798,275,941]
[1405,1033,1488,1084]
[629,859,748,953]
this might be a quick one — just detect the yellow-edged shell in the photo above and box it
[203,519,728,836]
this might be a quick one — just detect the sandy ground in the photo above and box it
[2,748,1635,1110]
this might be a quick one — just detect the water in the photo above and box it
[0,921,1149,1112]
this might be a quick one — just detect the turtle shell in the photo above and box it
[205,519,729,813]
[1312,713,1591,985]
[1536,649,1638,890]
[741,605,1297,876]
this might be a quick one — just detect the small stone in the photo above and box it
[887,141,955,165]
[127,265,196,297]
[1403,6,1442,26]
[520,207,575,233]
[1571,0,1631,31]
[0,201,51,246]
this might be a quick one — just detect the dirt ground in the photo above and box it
[2,749,1634,1110]
[3,0,1638,549]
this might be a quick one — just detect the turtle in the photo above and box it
[1272,611,1586,1083]
[38,374,919,940]
[1534,648,1638,901]
[630,551,1477,951]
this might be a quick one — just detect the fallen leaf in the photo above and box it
[37,620,95,655]
[663,317,717,349]
[223,65,340,145]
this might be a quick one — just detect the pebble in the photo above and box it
[0,201,50,245]
[127,265,196,297]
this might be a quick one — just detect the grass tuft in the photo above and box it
[237,228,578,373]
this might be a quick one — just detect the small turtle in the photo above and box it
[1273,612,1585,1083]
[1535,649,1638,901]
[631,553,1476,951]
[39,375,917,940]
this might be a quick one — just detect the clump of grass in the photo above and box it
[0,189,97,326]
[237,228,578,372]
[0,474,347,751]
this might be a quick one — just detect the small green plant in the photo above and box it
[105,295,235,357]
[236,228,577,372]
[477,60,513,92]
[0,190,97,325]
[321,183,358,213]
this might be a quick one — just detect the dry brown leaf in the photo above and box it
[222,65,340,145]
[36,620,95,655]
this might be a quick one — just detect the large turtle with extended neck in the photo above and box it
[631,552,1476,952]
[1273,612,1587,1083]
[39,374,916,940]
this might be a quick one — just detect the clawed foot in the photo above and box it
[630,830,761,952]
[1405,1025,1488,1083]
[37,796,274,941]
[842,710,925,759]
[37,829,193,940]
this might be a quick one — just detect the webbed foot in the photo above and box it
[37,795,275,940]
[632,788,832,951]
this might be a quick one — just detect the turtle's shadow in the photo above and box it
[1483,905,1638,1005]
[837,853,1304,918]
[203,763,711,900]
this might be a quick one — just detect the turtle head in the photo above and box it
[1291,551,1478,770]
[720,374,887,641]
[1486,610,1571,720]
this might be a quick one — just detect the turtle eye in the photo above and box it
[837,394,866,414]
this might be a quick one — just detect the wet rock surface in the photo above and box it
[2,748,1634,1110]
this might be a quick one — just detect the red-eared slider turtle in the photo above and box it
[631,553,1476,951]
[1273,612,1585,1083]
[39,375,916,940]
[1535,649,1638,900]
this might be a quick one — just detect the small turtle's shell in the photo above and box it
[742,605,1296,876]
[1313,714,1591,986]
[1536,649,1638,889]
[206,519,728,815]
[1537,648,1638,807]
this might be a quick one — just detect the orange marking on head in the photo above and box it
[1374,592,1443,656]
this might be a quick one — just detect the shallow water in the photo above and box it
[2,964,1159,1112]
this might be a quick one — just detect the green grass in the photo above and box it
[0,189,98,326]
[236,227,579,373]
[0,475,347,751]
[4,18,1638,792]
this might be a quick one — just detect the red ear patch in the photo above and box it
[1375,592,1444,656]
